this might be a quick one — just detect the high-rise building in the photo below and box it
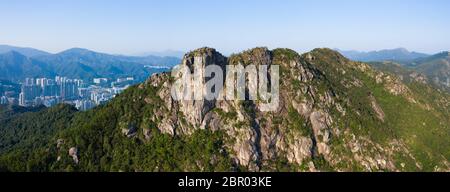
[25,78,35,86]
[19,84,42,106]
[17,76,120,108]
[0,96,8,105]
[19,92,25,106]
[75,99,96,111]
[78,88,91,100]
[36,78,46,87]
[43,84,59,97]
[60,79,79,100]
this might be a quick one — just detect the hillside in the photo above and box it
[0,47,448,172]
[0,104,77,171]
[369,52,450,93]
[0,51,56,81]
[413,52,450,91]
[369,61,429,84]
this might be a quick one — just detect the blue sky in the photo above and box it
[0,0,449,55]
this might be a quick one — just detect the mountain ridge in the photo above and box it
[0,45,51,57]
[0,51,56,81]
[368,51,450,93]
[0,45,181,81]
[0,47,448,172]
[337,48,430,62]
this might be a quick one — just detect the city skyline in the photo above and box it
[0,0,449,55]
[15,75,134,111]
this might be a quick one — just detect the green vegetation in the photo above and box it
[287,106,311,137]
[0,104,77,171]
[0,104,76,154]
[213,108,238,121]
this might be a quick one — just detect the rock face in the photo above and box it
[369,94,385,122]
[310,110,332,155]
[68,147,79,164]
[121,123,138,138]
[135,47,445,171]
[178,48,227,130]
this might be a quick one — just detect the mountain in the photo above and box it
[34,48,153,81]
[42,48,181,67]
[369,52,450,93]
[369,61,429,84]
[413,52,450,91]
[0,46,181,82]
[0,47,448,172]
[0,45,51,57]
[337,48,429,62]
[0,51,55,81]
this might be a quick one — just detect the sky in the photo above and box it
[0,0,449,55]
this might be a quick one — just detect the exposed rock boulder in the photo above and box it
[68,147,79,164]
[121,123,138,138]
[56,139,64,148]
[369,94,385,122]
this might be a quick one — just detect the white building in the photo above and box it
[0,96,8,105]
[93,78,108,84]
[75,99,96,111]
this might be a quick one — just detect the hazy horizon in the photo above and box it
[1,0,449,55]
[1,44,445,57]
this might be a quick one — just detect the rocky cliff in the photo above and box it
[130,47,449,171]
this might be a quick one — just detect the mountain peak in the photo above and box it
[182,47,227,69]
[311,47,344,55]
[185,47,219,57]
[59,47,94,55]
[337,48,429,62]
[307,48,350,63]
[391,47,409,52]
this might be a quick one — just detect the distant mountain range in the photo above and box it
[337,48,429,62]
[0,45,181,82]
[337,48,449,92]
[1,45,447,93]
